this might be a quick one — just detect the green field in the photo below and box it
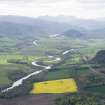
[0,35,105,92]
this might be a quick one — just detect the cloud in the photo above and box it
[0,0,105,19]
[78,0,105,3]
[0,0,66,4]
[78,0,105,12]
[1,0,105,5]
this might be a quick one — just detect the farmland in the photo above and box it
[0,34,105,98]
[31,79,78,94]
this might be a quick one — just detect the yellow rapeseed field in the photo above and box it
[31,79,78,94]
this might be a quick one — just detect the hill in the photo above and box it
[39,16,105,38]
[0,15,73,38]
[1,15,105,39]
[61,29,84,38]
[0,21,46,38]
[92,50,105,64]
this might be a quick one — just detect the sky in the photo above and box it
[0,0,105,19]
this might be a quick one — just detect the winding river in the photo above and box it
[1,40,73,93]
[33,40,38,46]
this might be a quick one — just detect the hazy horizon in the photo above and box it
[0,0,105,19]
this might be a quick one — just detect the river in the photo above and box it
[1,40,74,93]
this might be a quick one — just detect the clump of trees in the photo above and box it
[55,94,103,105]
[0,75,42,99]
[8,70,27,81]
[7,59,28,64]
[0,80,33,98]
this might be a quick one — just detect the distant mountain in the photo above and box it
[39,16,105,31]
[0,15,105,38]
[38,15,76,24]
[0,21,46,38]
[0,15,36,25]
[61,29,84,38]
[0,15,73,38]
[38,16,105,38]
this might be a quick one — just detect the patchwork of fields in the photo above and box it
[0,35,105,96]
